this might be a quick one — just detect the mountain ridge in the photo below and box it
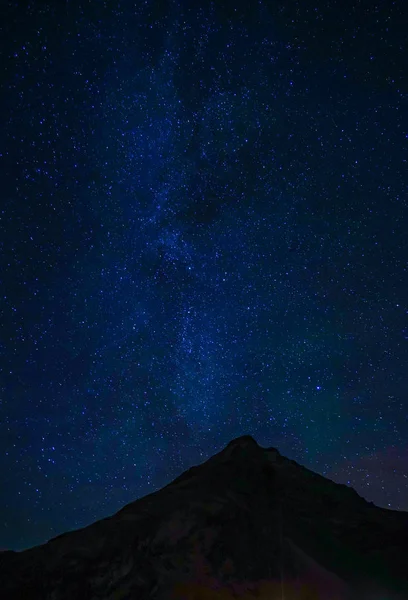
[1,435,407,599]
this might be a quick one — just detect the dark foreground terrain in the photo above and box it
[1,435,407,599]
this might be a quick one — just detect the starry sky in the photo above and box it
[1,0,407,551]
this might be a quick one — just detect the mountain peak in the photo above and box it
[1,438,407,599]
[225,434,259,448]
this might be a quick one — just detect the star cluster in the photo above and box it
[1,0,407,550]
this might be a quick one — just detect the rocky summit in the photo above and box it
[1,435,407,599]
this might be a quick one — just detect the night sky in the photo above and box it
[1,0,407,552]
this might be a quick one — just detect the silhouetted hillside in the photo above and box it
[1,435,407,599]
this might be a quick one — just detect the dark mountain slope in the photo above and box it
[1,435,407,599]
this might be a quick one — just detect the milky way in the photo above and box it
[1,1,407,550]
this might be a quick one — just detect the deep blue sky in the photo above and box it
[1,0,407,551]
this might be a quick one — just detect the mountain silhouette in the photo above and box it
[1,435,407,599]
